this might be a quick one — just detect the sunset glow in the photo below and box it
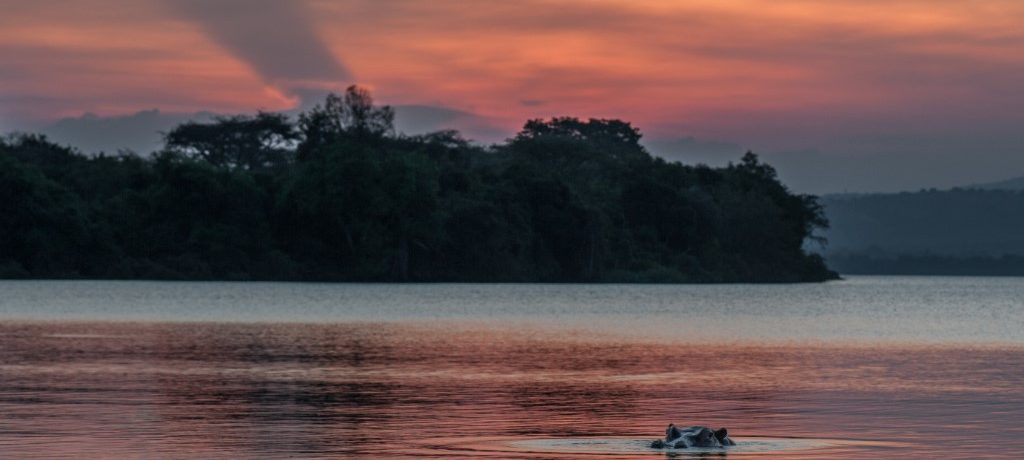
[4,4,1024,458]
[3,0,1024,191]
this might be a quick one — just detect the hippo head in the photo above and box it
[658,424,735,449]
[687,426,723,447]
[700,426,733,444]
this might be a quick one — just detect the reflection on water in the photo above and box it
[2,276,1023,343]
[502,436,892,455]
[1,321,1022,459]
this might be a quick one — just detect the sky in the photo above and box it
[2,0,1023,193]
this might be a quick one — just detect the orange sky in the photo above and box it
[2,0,1023,191]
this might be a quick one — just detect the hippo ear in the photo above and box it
[666,424,682,441]
[714,428,729,441]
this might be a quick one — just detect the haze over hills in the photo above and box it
[818,184,1024,275]
[966,176,1024,191]
[821,189,1024,256]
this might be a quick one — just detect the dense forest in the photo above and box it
[1,86,837,283]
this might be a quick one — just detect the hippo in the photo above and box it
[649,424,736,449]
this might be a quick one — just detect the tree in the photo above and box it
[297,86,395,161]
[513,117,646,163]
[164,112,298,171]
[515,117,641,145]
[736,151,778,181]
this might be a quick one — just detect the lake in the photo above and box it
[1,276,1022,458]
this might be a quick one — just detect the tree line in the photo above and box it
[1,86,837,282]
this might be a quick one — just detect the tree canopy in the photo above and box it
[0,88,837,282]
[165,112,298,171]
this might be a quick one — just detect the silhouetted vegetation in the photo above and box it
[1,86,836,282]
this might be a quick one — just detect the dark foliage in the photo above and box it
[165,112,298,171]
[1,87,836,282]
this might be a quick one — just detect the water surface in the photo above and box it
[1,277,1022,458]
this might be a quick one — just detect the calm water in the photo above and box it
[1,276,1022,458]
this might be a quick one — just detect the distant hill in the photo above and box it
[818,187,1024,274]
[966,176,1024,191]
[819,188,1024,269]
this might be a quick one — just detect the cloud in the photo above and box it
[4,0,1024,193]
[164,0,352,97]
